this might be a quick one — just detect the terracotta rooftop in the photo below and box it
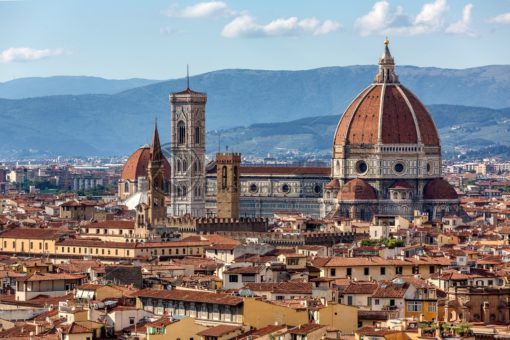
[135,288,243,306]
[337,178,377,201]
[120,146,171,181]
[423,178,458,200]
[244,282,313,294]
[334,83,439,147]
[0,228,64,240]
[197,325,242,337]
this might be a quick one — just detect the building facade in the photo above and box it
[170,87,207,217]
[321,39,459,221]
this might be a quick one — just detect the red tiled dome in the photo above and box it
[337,178,377,201]
[333,41,439,148]
[390,180,412,190]
[120,146,171,181]
[333,84,439,147]
[423,178,458,200]
[325,178,340,190]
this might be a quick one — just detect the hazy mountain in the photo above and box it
[1,65,510,158]
[210,105,510,159]
[0,76,161,98]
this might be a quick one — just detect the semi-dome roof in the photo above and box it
[120,146,171,181]
[423,178,458,200]
[337,178,377,201]
[334,40,440,147]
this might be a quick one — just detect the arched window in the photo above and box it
[182,185,187,196]
[221,166,227,189]
[124,181,129,193]
[177,159,181,173]
[195,126,200,144]
[177,121,186,145]
[233,166,238,190]
[183,160,187,172]
[177,187,182,197]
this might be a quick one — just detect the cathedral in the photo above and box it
[321,39,459,221]
[118,40,459,222]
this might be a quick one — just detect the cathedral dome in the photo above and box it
[337,178,377,201]
[423,178,458,200]
[121,146,171,181]
[333,41,440,147]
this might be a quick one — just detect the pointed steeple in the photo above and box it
[150,120,163,163]
[374,37,399,84]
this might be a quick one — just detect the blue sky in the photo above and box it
[0,0,509,81]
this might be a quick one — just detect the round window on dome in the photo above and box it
[356,160,368,174]
[249,183,258,193]
[282,184,290,193]
[314,184,322,194]
[394,162,405,174]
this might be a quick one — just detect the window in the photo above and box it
[429,266,435,274]
[39,242,42,250]
[364,267,370,276]
[394,163,405,173]
[395,266,403,275]
[177,121,186,144]
[428,302,437,312]
[129,317,135,325]
[330,268,336,277]
[222,166,227,189]
[347,296,353,305]
[408,301,422,312]
[30,242,33,249]
[356,160,368,174]
[229,275,239,283]
[195,127,200,144]
[412,266,420,274]
[374,299,380,305]
[346,268,352,276]
[380,267,386,275]
[389,299,395,306]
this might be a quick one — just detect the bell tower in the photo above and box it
[169,73,207,217]
[216,153,241,219]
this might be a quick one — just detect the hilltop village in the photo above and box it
[1,42,510,340]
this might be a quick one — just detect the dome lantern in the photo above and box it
[374,37,399,84]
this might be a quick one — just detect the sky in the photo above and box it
[0,0,509,82]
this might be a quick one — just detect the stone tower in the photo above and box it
[169,84,207,217]
[147,123,167,224]
[216,153,241,219]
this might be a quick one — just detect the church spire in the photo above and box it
[150,121,163,163]
[374,37,399,84]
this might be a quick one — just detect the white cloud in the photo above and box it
[222,15,341,38]
[0,47,64,63]
[446,4,475,36]
[163,1,232,18]
[488,12,510,25]
[354,0,476,37]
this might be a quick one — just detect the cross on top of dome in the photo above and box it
[374,37,399,84]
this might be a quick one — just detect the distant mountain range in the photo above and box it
[1,65,510,158]
[0,76,161,98]
[211,105,510,159]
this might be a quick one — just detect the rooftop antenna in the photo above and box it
[186,64,190,89]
